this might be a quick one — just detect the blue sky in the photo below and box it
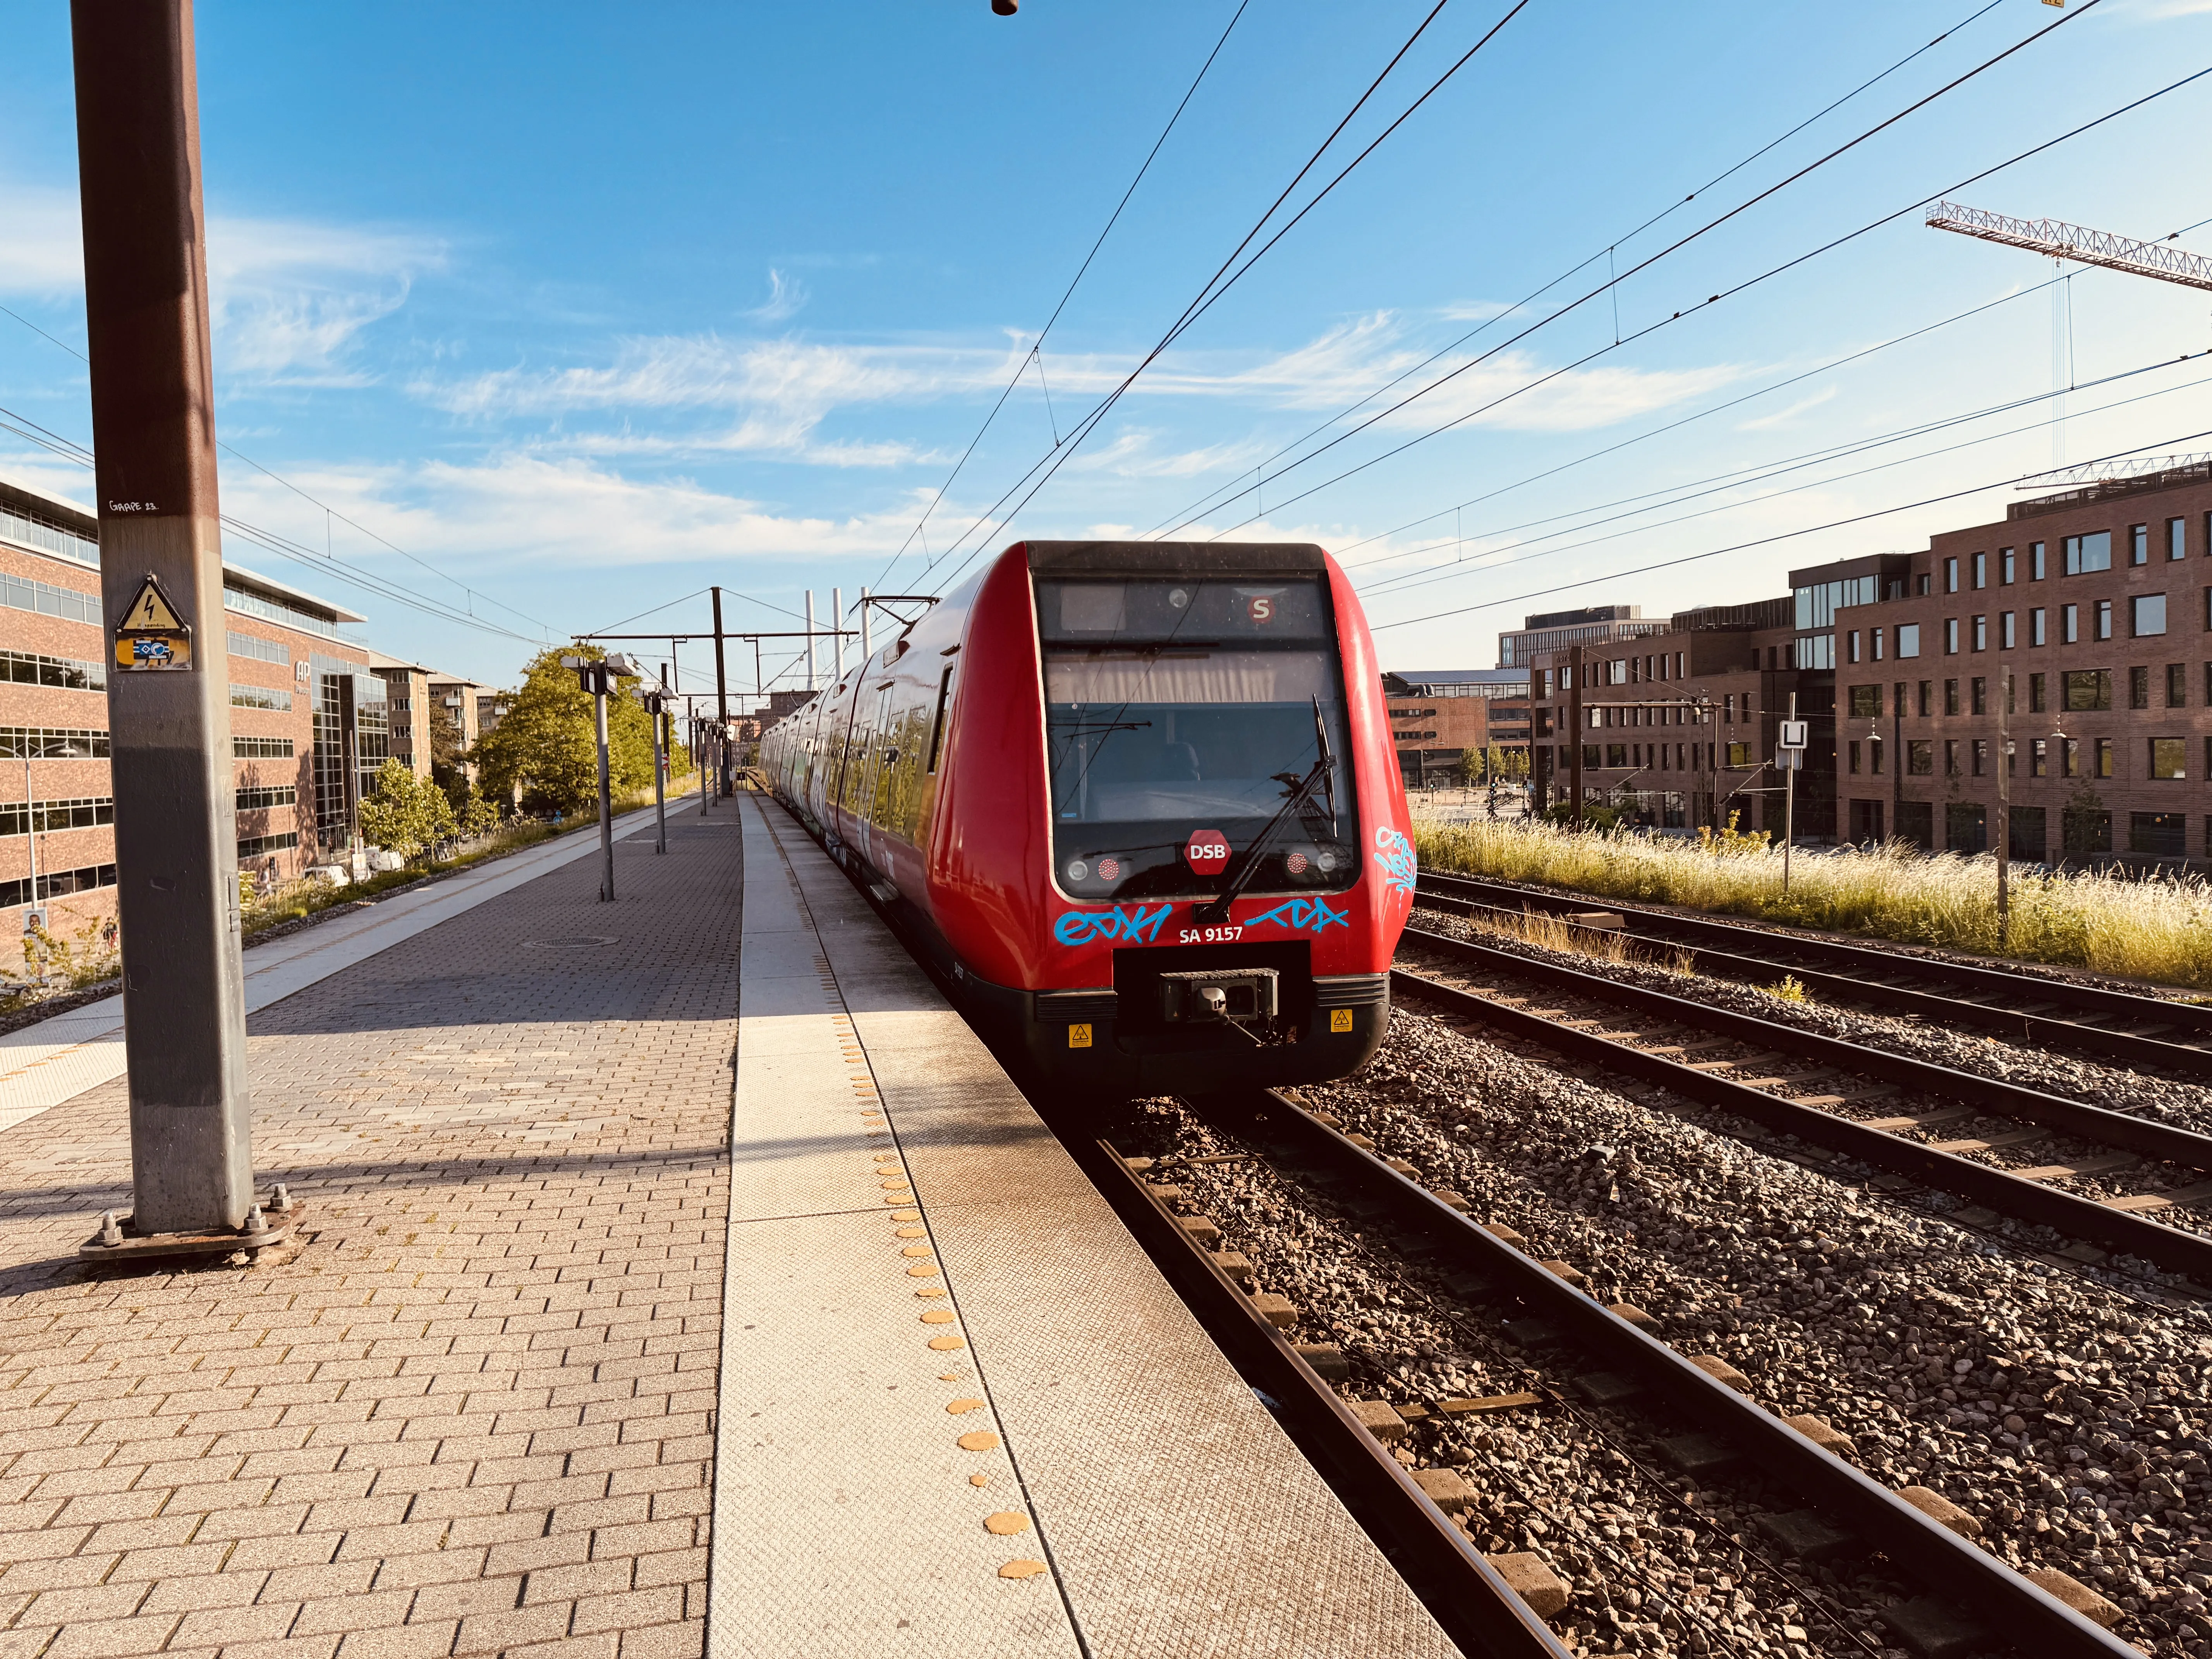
[2,0,2209,697]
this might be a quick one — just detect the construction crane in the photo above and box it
[1926,201,2212,291]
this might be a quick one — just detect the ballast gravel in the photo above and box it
[1266,1006,2212,1657]
[1410,904,2212,1139]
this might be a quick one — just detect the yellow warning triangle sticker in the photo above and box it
[120,575,186,632]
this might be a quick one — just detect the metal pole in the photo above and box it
[833,587,844,682]
[23,752,39,928]
[711,586,731,800]
[595,671,613,901]
[1568,644,1585,830]
[651,693,667,854]
[860,587,871,662]
[805,591,817,690]
[72,0,255,1237]
[1997,663,2011,946]
[1783,690,1797,893]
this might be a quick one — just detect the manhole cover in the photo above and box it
[522,936,618,950]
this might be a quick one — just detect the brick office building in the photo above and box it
[1836,462,2212,863]
[1527,462,2212,864]
[1530,595,1833,835]
[1383,668,1531,785]
[0,474,381,931]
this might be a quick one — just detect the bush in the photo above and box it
[357,758,459,859]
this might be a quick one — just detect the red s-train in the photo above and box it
[760,541,1416,1093]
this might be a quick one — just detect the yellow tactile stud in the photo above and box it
[958,1431,999,1451]
[984,1513,1029,1536]
[999,1560,1047,1580]
[929,1334,965,1352]
[901,1245,932,1258]
[946,1398,986,1415]
[906,1265,938,1278]
[920,1309,955,1325]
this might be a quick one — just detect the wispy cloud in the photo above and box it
[0,178,443,383]
[1737,385,1838,432]
[745,267,809,323]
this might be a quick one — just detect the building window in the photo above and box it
[1944,556,1959,593]
[2131,524,2150,566]
[1896,623,1920,658]
[1848,740,1861,775]
[1970,677,1987,716]
[2097,599,2114,640]
[2063,669,2112,711]
[232,785,298,812]
[1944,618,1960,654]
[226,631,290,666]
[2030,738,2048,777]
[2171,518,2188,561]
[1944,739,1961,776]
[2133,593,2167,637]
[2062,603,2078,643]
[1972,615,1986,651]
[2063,808,2112,855]
[2030,607,2045,646]
[0,571,102,627]
[1848,684,1882,717]
[1948,802,1989,854]
[1944,679,1961,716]
[1908,740,1934,775]
[236,830,302,861]
[2131,666,2152,710]
[1872,627,1886,661]
[2031,541,2047,580]
[2131,813,2185,856]
[1,650,104,693]
[1870,736,1884,775]
[2062,737,2080,778]
[0,796,115,836]
[0,728,108,759]
[1971,739,1988,776]
[234,735,295,759]
[2001,547,2016,584]
[2169,663,2188,708]
[0,862,117,909]
[1726,741,1752,767]
[2151,738,2188,780]
[2028,672,2046,713]
[1973,552,1987,589]
[1918,573,1931,596]
[2065,531,2112,575]
[1917,680,1932,717]
[228,684,292,712]
[2011,805,2046,861]
[2095,736,2114,778]
[2001,611,2015,649]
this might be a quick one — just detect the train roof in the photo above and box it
[1021,540,1328,576]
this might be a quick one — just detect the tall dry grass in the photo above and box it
[1414,817,2212,991]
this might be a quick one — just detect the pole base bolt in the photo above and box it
[243,1205,268,1236]
[270,1183,291,1214]
[97,1211,123,1247]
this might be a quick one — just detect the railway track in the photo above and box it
[1394,924,2212,1287]
[1415,871,2212,1078]
[1091,1090,2138,1659]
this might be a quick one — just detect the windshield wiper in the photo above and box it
[1191,698,1336,927]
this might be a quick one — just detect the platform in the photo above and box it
[711,797,1455,1657]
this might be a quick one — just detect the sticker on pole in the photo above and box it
[1184,828,1231,875]
[113,573,192,670]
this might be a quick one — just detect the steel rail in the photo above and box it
[1089,1139,1570,1659]
[1389,937,2212,1283]
[1415,870,2212,1075]
[1200,1088,2136,1659]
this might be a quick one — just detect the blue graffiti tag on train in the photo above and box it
[1373,826,1418,896]
[1054,903,1173,946]
[1245,896,1349,934]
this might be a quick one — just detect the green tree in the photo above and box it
[356,758,460,858]
[473,647,656,816]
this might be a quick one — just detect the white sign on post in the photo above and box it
[1778,720,1809,749]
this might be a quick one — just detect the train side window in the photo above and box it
[926,665,957,773]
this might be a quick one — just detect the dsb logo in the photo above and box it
[1185,829,1231,874]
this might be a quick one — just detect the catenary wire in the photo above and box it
[870,0,1254,589]
[1361,352,2212,602]
[1199,50,2205,541]
[922,0,1533,590]
[1139,0,2011,541]
[1367,422,2212,631]
[0,305,555,641]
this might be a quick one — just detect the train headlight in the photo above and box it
[1066,860,1089,882]
[1315,849,1338,874]
[1168,587,1190,610]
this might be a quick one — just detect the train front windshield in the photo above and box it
[1039,576,1361,902]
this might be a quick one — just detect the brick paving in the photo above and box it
[0,809,740,1659]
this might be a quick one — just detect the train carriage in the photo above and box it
[762,540,1415,1093]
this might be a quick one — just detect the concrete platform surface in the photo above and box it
[709,799,1455,1659]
